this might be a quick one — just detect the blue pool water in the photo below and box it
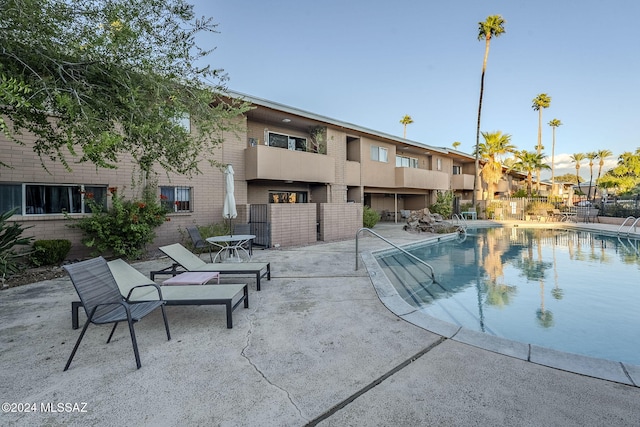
[376,227,640,366]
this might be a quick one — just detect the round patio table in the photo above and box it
[206,234,255,262]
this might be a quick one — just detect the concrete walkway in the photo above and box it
[1,222,639,426]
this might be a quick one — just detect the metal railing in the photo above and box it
[451,214,468,230]
[617,216,640,236]
[355,227,436,281]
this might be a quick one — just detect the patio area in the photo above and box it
[1,222,639,426]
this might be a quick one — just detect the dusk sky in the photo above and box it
[192,0,639,179]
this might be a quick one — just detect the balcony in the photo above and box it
[452,174,475,190]
[394,167,449,190]
[245,145,335,183]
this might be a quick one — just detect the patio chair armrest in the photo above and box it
[125,283,163,301]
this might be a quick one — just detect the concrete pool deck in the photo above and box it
[1,221,639,426]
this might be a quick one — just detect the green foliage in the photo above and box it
[30,239,71,266]
[429,191,454,218]
[308,126,327,154]
[1,0,251,176]
[69,186,167,259]
[0,208,34,282]
[600,202,640,218]
[363,206,380,228]
[598,149,640,194]
[460,202,474,212]
[179,222,229,252]
[553,173,582,184]
[525,201,554,214]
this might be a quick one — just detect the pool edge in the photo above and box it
[361,233,640,388]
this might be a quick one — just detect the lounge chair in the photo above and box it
[71,259,249,329]
[64,257,171,370]
[155,243,271,291]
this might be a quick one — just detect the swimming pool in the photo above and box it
[376,227,640,366]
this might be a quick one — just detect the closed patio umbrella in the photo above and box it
[223,164,237,234]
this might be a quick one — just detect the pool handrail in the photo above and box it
[617,216,638,236]
[451,214,468,231]
[355,227,436,281]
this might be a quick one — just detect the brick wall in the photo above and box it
[318,203,363,242]
[268,203,317,247]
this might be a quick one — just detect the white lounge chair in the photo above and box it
[71,259,248,329]
[155,243,271,291]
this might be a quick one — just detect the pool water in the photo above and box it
[376,227,640,366]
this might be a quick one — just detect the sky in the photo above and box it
[190,0,639,180]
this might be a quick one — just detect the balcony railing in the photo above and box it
[452,174,475,190]
[245,145,335,183]
[394,167,449,190]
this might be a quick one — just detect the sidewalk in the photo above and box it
[1,222,639,426]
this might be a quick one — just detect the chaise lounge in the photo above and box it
[71,259,249,329]
[154,243,271,291]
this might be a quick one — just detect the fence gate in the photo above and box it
[249,204,271,248]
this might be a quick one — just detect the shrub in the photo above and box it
[0,208,34,283]
[69,186,167,260]
[525,200,554,214]
[30,239,72,266]
[179,222,230,252]
[363,205,380,228]
[429,191,453,218]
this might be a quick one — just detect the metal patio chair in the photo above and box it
[187,225,213,261]
[63,257,171,371]
[232,223,253,255]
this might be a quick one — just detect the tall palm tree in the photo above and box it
[569,153,585,195]
[548,118,562,193]
[595,149,613,198]
[478,131,515,201]
[400,114,413,138]
[473,15,506,209]
[452,141,461,150]
[513,150,550,197]
[532,93,551,190]
[586,152,597,201]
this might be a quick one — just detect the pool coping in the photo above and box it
[362,228,640,387]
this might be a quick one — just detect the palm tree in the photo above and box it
[473,15,506,209]
[548,118,562,193]
[478,131,515,201]
[513,150,550,197]
[595,149,613,199]
[586,152,597,201]
[400,114,413,138]
[570,153,585,195]
[452,141,461,150]
[532,93,551,190]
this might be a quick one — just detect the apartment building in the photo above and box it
[1,90,511,259]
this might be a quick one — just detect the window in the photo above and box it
[269,191,308,203]
[395,155,418,168]
[453,165,462,175]
[268,132,307,151]
[0,184,21,213]
[370,146,388,162]
[11,184,107,215]
[436,158,442,171]
[161,186,192,212]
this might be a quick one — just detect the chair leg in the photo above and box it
[107,322,119,343]
[64,318,91,371]
[127,319,142,369]
[161,305,171,341]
